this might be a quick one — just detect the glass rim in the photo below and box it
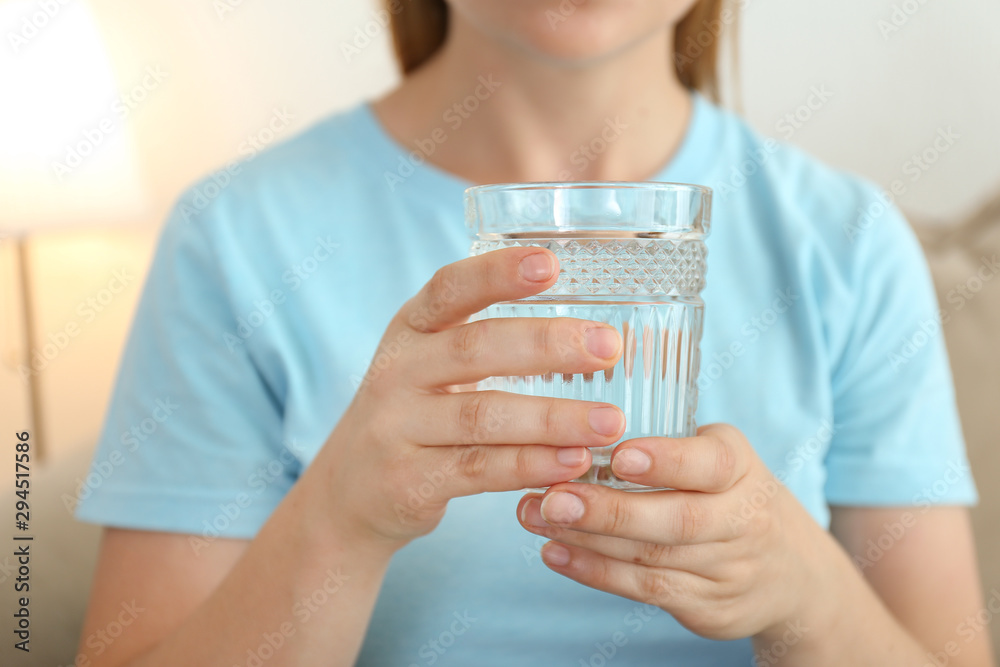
[464,180,712,197]
[465,180,712,238]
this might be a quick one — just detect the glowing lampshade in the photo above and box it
[0,0,148,233]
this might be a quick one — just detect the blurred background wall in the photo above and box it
[1,0,998,663]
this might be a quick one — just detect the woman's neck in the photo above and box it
[373,12,691,184]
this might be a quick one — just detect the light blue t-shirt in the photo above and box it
[76,92,977,666]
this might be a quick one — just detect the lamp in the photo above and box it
[0,0,149,461]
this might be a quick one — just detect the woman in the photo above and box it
[76,1,995,665]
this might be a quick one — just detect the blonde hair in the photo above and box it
[387,0,733,102]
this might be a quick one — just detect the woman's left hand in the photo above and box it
[516,423,839,643]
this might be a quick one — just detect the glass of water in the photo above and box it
[465,182,712,491]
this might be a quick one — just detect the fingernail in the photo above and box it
[519,252,556,282]
[520,498,548,528]
[585,327,620,359]
[556,447,588,467]
[613,448,651,476]
[588,407,623,436]
[542,542,571,567]
[541,492,585,524]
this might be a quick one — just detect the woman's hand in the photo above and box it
[311,247,625,553]
[515,423,842,644]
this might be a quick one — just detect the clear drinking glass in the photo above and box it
[465,182,712,491]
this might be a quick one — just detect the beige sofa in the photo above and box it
[3,197,998,666]
[914,196,1000,656]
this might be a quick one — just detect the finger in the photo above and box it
[408,317,622,387]
[517,495,727,573]
[427,443,593,497]
[397,248,560,334]
[610,423,751,493]
[536,540,710,615]
[533,483,735,545]
[408,391,624,447]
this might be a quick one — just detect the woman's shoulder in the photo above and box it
[144,102,390,301]
[172,102,377,224]
[703,97,915,261]
[160,102,387,248]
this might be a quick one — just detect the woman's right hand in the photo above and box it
[310,247,625,552]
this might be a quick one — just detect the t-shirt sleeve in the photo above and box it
[823,188,978,507]
[74,193,297,538]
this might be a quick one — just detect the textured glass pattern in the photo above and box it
[470,237,707,297]
[477,299,703,490]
